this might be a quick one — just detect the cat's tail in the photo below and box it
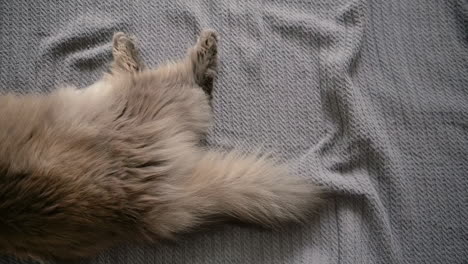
[152,150,323,238]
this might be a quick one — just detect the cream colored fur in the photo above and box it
[0,30,323,262]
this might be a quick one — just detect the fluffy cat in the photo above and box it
[0,30,322,262]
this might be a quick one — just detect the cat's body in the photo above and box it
[0,30,322,261]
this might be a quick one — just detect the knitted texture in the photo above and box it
[1,0,467,263]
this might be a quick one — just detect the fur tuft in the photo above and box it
[189,150,322,225]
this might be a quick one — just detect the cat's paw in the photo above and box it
[195,30,218,68]
[112,32,136,53]
[196,29,219,52]
[112,32,143,73]
[193,29,219,95]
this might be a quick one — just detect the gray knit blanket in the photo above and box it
[1,0,467,263]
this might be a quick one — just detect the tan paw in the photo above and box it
[112,32,144,73]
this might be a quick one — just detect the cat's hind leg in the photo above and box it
[153,30,219,97]
[188,29,218,96]
[111,32,145,74]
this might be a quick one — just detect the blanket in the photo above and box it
[1,0,467,263]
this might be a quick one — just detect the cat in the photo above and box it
[0,30,323,262]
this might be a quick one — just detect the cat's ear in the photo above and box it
[110,32,146,74]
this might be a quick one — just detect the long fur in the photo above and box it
[0,30,323,261]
